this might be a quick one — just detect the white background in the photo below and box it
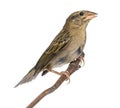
[0,0,120,108]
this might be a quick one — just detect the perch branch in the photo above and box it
[27,54,84,108]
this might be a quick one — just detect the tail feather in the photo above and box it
[14,68,38,88]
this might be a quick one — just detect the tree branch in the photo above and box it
[27,54,84,108]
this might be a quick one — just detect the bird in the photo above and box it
[15,10,97,87]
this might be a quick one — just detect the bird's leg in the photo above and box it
[49,69,70,83]
[49,69,61,75]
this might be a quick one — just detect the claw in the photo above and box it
[77,55,85,67]
[60,71,70,84]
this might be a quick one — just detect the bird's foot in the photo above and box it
[49,70,70,83]
[60,71,70,83]
[77,55,85,67]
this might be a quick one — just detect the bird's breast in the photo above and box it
[68,30,86,52]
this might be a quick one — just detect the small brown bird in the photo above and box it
[15,10,97,87]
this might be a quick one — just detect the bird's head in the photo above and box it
[64,10,97,29]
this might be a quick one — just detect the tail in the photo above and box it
[14,67,39,88]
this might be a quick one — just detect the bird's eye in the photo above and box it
[79,11,84,16]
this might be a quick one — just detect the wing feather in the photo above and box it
[35,30,71,70]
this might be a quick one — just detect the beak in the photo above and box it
[83,11,97,21]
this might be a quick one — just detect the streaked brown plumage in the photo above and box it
[15,10,97,87]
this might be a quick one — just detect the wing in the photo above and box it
[35,30,71,70]
[14,30,71,87]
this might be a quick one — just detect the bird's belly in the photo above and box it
[51,46,82,68]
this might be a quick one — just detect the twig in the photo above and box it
[27,54,84,108]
